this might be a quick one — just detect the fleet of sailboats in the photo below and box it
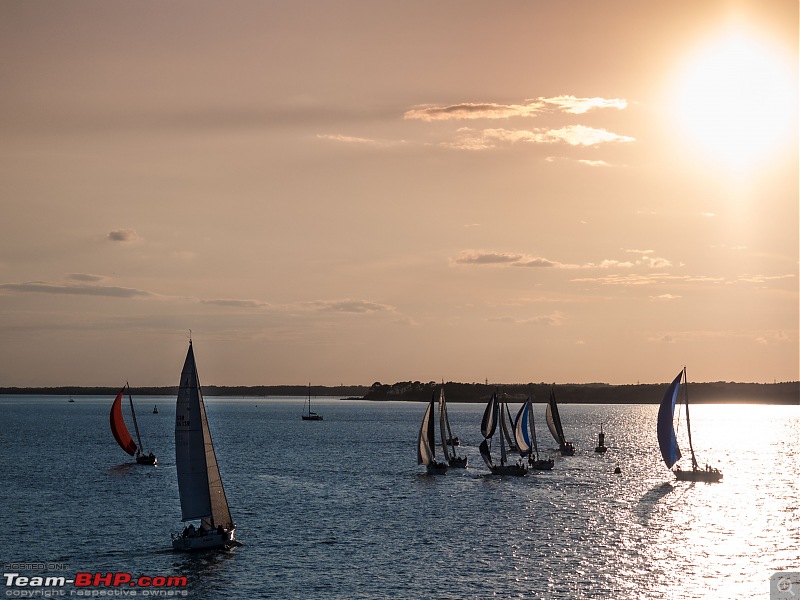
[171,339,237,550]
[479,392,527,476]
[109,383,157,465]
[658,367,722,482]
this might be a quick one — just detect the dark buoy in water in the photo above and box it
[595,423,607,453]
[614,466,622,474]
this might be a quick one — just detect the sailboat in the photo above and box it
[417,392,448,474]
[171,340,237,550]
[110,383,157,465]
[594,423,607,453]
[500,400,518,452]
[479,392,527,476]
[301,383,323,421]
[153,405,158,414]
[545,386,575,455]
[438,385,467,468]
[514,396,554,470]
[658,367,722,482]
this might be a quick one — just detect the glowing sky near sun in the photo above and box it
[0,1,796,387]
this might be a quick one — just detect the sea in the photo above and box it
[0,395,798,599]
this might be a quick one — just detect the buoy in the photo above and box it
[613,466,621,474]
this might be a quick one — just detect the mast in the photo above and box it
[437,388,452,462]
[529,396,540,457]
[499,399,507,466]
[126,382,145,455]
[682,367,699,470]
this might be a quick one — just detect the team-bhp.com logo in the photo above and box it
[4,572,188,597]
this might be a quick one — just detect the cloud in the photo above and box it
[316,133,400,148]
[446,126,634,150]
[404,96,627,121]
[201,299,271,309]
[308,300,395,314]
[108,228,140,242]
[488,311,566,326]
[66,273,106,282]
[453,250,667,270]
[0,281,153,298]
[453,251,526,265]
[651,294,681,301]
[578,160,611,167]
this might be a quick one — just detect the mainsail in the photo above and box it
[417,399,437,466]
[438,388,453,463]
[174,341,233,529]
[481,392,498,439]
[657,369,684,469]
[545,389,566,446]
[110,389,137,456]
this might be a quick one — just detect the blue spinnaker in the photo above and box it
[657,370,683,469]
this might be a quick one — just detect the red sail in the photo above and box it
[110,389,137,456]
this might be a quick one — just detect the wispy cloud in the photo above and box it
[201,298,271,309]
[0,281,153,298]
[306,299,395,314]
[108,228,141,242]
[452,250,668,270]
[404,95,627,122]
[488,311,566,326]
[446,126,634,150]
[66,273,106,282]
[316,133,400,148]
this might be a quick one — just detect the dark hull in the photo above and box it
[490,464,527,476]
[302,414,323,421]
[448,456,468,468]
[136,454,157,465]
[674,468,722,482]
[529,459,554,470]
[426,461,448,474]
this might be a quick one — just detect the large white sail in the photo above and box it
[417,400,436,466]
[175,341,233,529]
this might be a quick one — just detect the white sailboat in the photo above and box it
[110,383,156,465]
[479,392,527,476]
[171,340,237,550]
[657,367,722,482]
[417,393,448,474]
[545,386,575,455]
[438,385,467,468]
[514,396,554,470]
[301,382,323,420]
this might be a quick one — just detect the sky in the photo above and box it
[0,1,797,387]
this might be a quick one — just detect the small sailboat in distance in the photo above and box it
[172,339,237,550]
[153,405,158,414]
[418,392,448,474]
[658,367,722,482]
[546,386,575,455]
[110,383,157,465]
[438,384,467,468]
[301,383,323,421]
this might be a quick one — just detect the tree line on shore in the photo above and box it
[1,380,797,404]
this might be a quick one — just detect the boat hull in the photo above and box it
[448,456,468,468]
[529,459,554,470]
[302,414,323,421]
[490,464,527,476]
[136,454,157,465]
[560,444,575,456]
[172,527,236,551]
[426,462,448,474]
[594,446,607,453]
[674,468,722,482]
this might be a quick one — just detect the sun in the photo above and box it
[671,30,795,170]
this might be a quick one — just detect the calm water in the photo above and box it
[0,396,797,599]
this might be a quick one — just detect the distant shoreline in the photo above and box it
[1,380,797,404]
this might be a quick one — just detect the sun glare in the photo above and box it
[672,30,795,170]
